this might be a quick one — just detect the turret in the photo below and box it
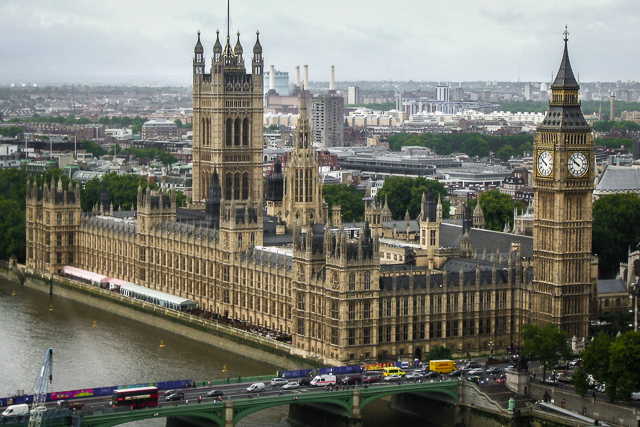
[252,31,263,75]
[193,30,205,78]
[234,31,244,66]
[213,30,222,63]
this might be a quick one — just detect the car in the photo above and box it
[569,358,582,368]
[206,390,224,397]
[486,367,502,375]
[424,371,441,379]
[341,374,362,385]
[631,392,640,401]
[595,383,605,393]
[163,389,176,396]
[465,361,482,369]
[384,374,403,382]
[449,370,464,377]
[270,378,289,386]
[556,373,573,384]
[282,381,300,390]
[165,392,185,401]
[297,377,311,386]
[468,368,484,375]
[404,372,424,380]
[362,375,381,384]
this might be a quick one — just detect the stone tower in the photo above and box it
[283,88,324,229]
[191,27,264,205]
[26,177,81,274]
[532,28,595,339]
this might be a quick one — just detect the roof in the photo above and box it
[63,266,108,283]
[598,278,627,295]
[595,166,640,193]
[439,223,534,259]
[119,282,197,306]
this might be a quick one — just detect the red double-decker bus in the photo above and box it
[111,386,159,409]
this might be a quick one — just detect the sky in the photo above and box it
[1,0,638,86]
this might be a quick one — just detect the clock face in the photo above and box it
[537,151,553,176]
[568,152,588,177]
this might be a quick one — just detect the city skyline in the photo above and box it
[0,0,638,85]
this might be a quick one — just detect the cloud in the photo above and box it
[0,0,637,84]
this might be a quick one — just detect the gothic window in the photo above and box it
[57,213,62,225]
[363,327,371,345]
[348,302,356,320]
[331,327,339,345]
[68,212,74,225]
[363,301,371,319]
[225,119,232,146]
[348,329,356,346]
[364,272,371,290]
[331,301,339,319]
[234,118,241,146]
[234,173,240,200]
[242,118,249,145]
[242,172,249,200]
[238,234,242,249]
[225,173,233,200]
[349,273,356,290]
[297,319,305,336]
[297,292,305,311]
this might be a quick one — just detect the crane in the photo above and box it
[28,348,53,427]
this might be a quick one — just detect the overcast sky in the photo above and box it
[1,0,637,86]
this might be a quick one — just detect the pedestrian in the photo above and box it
[227,378,230,384]
[208,380,211,386]
[238,376,241,383]
[197,396,201,404]
[185,399,189,405]
[279,390,283,396]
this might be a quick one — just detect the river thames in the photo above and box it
[0,278,431,426]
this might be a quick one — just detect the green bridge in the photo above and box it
[21,381,459,427]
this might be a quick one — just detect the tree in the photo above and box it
[469,190,525,232]
[572,367,589,398]
[581,332,614,387]
[0,125,24,138]
[376,176,449,220]
[521,323,573,382]
[81,173,158,212]
[0,199,25,262]
[322,184,365,222]
[592,193,640,278]
[428,345,452,361]
[497,145,515,161]
[81,140,107,157]
[461,136,490,158]
[606,332,640,402]
[174,119,184,128]
[517,142,533,156]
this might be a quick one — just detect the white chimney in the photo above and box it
[330,65,335,91]
[295,66,300,86]
[269,65,275,91]
[304,65,309,90]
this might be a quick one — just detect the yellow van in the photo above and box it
[382,367,406,377]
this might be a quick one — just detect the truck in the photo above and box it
[429,359,456,374]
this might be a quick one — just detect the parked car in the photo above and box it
[384,374,403,382]
[595,383,605,393]
[362,375,381,384]
[282,381,300,390]
[297,377,311,386]
[465,361,482,369]
[468,368,484,375]
[449,370,464,377]
[166,392,185,401]
[569,359,582,368]
[485,367,502,375]
[270,378,289,386]
[206,390,224,397]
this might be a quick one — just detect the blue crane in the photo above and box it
[28,348,53,427]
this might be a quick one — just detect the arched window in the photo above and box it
[349,273,356,291]
[225,173,233,200]
[364,272,371,290]
[234,173,241,200]
[604,299,610,307]
[234,119,241,146]
[225,119,232,146]
[242,118,250,145]
[242,172,249,200]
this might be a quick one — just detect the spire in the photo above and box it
[552,25,579,90]
[194,30,203,54]
[234,31,243,57]
[253,30,262,55]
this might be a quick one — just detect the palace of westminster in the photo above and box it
[24,25,597,364]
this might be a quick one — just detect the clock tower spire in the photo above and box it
[532,28,596,339]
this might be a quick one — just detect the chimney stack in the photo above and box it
[295,66,300,87]
[329,65,335,92]
[270,65,275,91]
[610,95,615,121]
[304,65,309,90]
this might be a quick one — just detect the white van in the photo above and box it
[2,404,29,417]
[246,382,265,393]
[310,374,337,387]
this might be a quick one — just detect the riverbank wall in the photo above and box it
[0,262,324,371]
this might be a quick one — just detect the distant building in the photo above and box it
[263,69,289,95]
[141,119,180,140]
[347,86,360,105]
[312,94,344,148]
[436,84,450,102]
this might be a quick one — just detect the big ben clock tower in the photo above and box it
[532,28,595,338]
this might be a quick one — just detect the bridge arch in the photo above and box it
[232,394,352,425]
[359,383,459,412]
